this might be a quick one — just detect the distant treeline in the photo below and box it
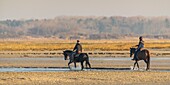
[0,16,170,39]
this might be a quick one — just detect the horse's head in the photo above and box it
[63,50,73,60]
[130,47,136,57]
[63,51,68,60]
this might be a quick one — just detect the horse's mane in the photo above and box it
[64,50,73,53]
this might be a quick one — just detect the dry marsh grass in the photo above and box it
[0,39,170,51]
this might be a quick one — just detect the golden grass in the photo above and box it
[0,39,170,51]
[0,71,170,85]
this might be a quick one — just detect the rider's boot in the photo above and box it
[131,57,138,60]
[131,58,135,60]
[71,54,75,62]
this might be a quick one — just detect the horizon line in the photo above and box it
[1,15,170,21]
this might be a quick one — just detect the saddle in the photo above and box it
[74,54,80,58]
[140,48,146,51]
[137,48,147,59]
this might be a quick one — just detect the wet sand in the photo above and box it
[0,57,170,70]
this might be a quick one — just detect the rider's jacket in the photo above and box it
[137,40,144,50]
[73,43,82,54]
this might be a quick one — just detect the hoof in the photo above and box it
[146,69,149,71]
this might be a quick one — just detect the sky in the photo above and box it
[0,0,170,20]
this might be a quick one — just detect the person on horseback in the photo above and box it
[72,40,82,61]
[132,36,144,60]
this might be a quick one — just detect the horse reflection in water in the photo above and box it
[130,48,150,71]
[63,50,91,70]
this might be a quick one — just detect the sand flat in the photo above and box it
[0,71,170,85]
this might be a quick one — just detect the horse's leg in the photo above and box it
[144,60,149,71]
[74,62,76,68]
[85,61,91,69]
[146,63,150,71]
[85,62,88,69]
[146,52,150,71]
[68,61,72,69]
[81,62,84,70]
[85,54,91,69]
[147,60,150,71]
[87,62,91,69]
[133,61,137,70]
[136,62,139,70]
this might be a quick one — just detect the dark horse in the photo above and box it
[63,50,91,70]
[130,48,150,70]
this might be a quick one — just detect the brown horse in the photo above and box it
[130,48,150,70]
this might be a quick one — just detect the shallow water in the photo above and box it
[0,57,170,72]
[0,67,131,72]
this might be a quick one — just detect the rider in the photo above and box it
[72,40,82,60]
[132,36,144,60]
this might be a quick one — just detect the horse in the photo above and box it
[130,48,150,71]
[63,50,91,70]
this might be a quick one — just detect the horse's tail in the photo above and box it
[146,50,150,70]
[85,53,91,69]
